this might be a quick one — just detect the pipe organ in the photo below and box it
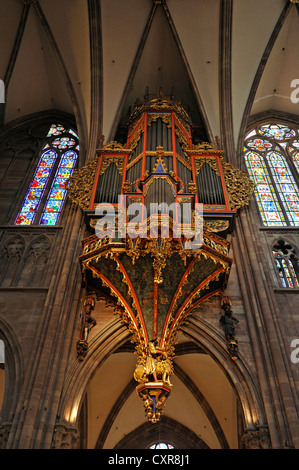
[68,92,254,422]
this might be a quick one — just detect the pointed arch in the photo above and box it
[0,316,24,423]
[244,120,299,227]
[272,238,299,288]
[57,315,265,448]
[0,234,26,287]
[14,123,79,226]
[18,235,52,287]
[114,416,209,449]
[236,2,293,165]
[180,317,266,431]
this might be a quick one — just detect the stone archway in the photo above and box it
[56,305,267,449]
[0,317,24,449]
[114,415,209,449]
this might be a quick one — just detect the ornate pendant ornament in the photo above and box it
[68,92,254,422]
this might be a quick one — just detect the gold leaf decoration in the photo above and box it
[147,113,172,128]
[66,156,100,210]
[221,161,255,210]
[189,142,224,155]
[193,156,220,176]
[99,155,125,175]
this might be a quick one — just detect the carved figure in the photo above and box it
[134,364,148,383]
[76,293,97,360]
[220,306,239,341]
[155,359,172,385]
[134,338,172,385]
[220,296,239,360]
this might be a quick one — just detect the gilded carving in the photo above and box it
[221,160,255,210]
[67,155,100,210]
[147,112,172,128]
[189,142,224,155]
[204,220,230,233]
[73,93,255,424]
[174,122,189,155]
[128,114,144,137]
[174,114,191,136]
[194,156,220,176]
[126,152,143,170]
[122,180,132,193]
[134,338,173,423]
[128,120,144,151]
[99,155,125,176]
[101,141,127,152]
[176,152,192,170]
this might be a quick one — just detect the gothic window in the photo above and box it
[149,442,174,449]
[273,239,299,288]
[15,124,79,226]
[244,123,299,227]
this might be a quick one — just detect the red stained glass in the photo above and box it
[15,125,78,227]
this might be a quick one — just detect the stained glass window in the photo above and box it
[149,443,174,449]
[40,150,77,226]
[258,124,296,141]
[15,124,78,226]
[244,122,299,227]
[273,240,299,288]
[244,151,286,226]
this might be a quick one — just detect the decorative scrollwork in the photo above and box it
[67,156,100,210]
[99,155,125,176]
[204,220,230,233]
[193,156,220,176]
[101,141,126,152]
[147,113,172,128]
[128,120,144,151]
[221,161,255,210]
[189,142,224,155]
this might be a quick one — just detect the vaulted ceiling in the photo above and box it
[0,0,298,162]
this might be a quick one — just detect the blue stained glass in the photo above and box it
[52,137,76,149]
[44,200,63,212]
[53,178,69,189]
[60,158,76,168]
[15,149,58,225]
[39,150,78,225]
[68,129,79,139]
[246,139,272,152]
[258,124,295,141]
[48,188,66,200]
[149,443,174,449]
[56,168,73,178]
[15,125,78,227]
[40,212,60,226]
[47,124,66,137]
[244,151,286,226]
[267,151,299,226]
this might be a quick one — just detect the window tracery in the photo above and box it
[149,442,174,449]
[244,123,299,227]
[272,239,299,288]
[15,124,78,226]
